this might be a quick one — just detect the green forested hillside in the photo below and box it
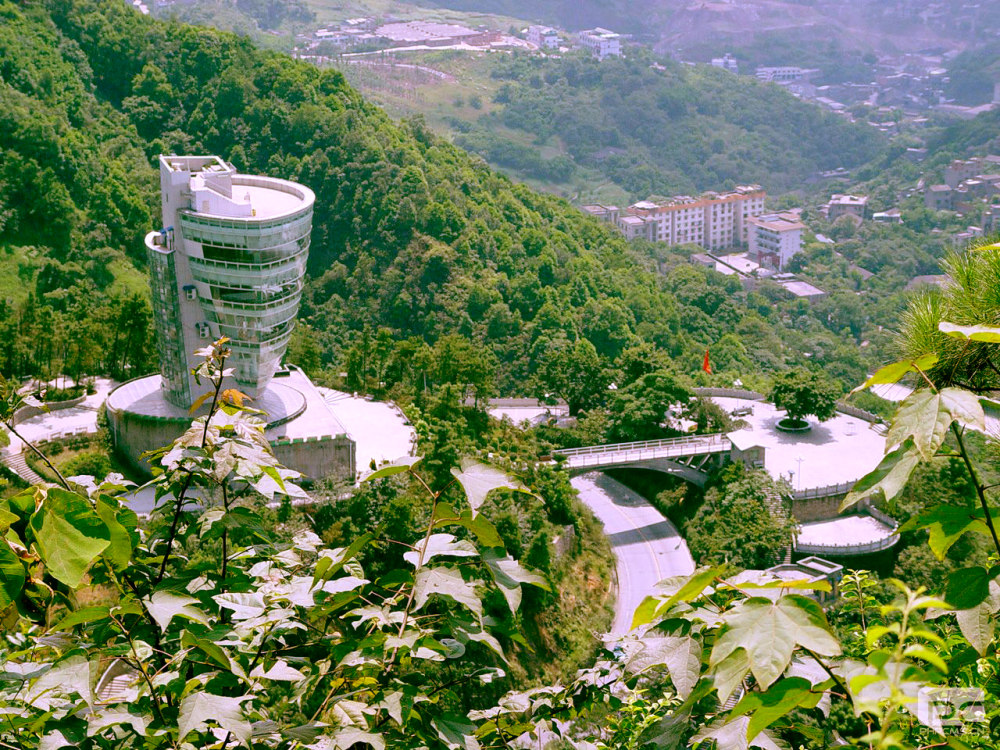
[0,1,157,379]
[462,51,887,197]
[0,0,890,401]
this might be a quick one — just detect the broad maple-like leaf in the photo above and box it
[711,595,840,689]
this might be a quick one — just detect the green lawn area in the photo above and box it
[0,245,148,304]
[0,245,41,304]
[26,434,146,486]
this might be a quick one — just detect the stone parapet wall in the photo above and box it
[13,394,88,425]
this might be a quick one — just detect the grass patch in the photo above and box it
[107,257,150,298]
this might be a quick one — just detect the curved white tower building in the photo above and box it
[107,155,355,481]
[147,155,314,406]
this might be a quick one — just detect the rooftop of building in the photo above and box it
[928,184,952,192]
[797,515,896,549]
[162,154,314,221]
[714,253,761,276]
[628,185,765,212]
[750,212,806,232]
[618,215,650,226]
[713,396,885,490]
[580,27,620,39]
[376,21,481,42]
[904,274,949,291]
[829,194,869,205]
[775,278,825,298]
[106,369,345,436]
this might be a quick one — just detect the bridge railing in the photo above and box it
[552,433,730,460]
[791,481,856,501]
[795,533,899,556]
[835,402,884,424]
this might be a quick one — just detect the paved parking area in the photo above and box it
[713,397,887,491]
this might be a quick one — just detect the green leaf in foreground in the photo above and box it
[711,595,840,689]
[938,321,1000,343]
[841,438,921,511]
[363,455,421,482]
[731,676,818,739]
[28,488,111,587]
[886,387,984,459]
[450,459,530,514]
[632,566,724,629]
[953,581,1000,656]
[853,353,938,393]
[144,591,210,632]
[0,544,25,610]
[482,549,548,612]
[178,692,251,746]
[944,566,999,610]
[898,505,993,559]
[403,534,477,568]
[414,566,483,619]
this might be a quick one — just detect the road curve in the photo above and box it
[571,472,695,637]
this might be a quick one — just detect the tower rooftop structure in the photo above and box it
[107,155,356,482]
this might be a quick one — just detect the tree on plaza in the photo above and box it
[769,367,841,427]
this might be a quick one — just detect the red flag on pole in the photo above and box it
[702,348,712,375]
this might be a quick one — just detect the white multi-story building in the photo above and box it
[527,25,559,49]
[621,185,766,250]
[711,53,738,74]
[578,28,622,59]
[145,155,314,406]
[748,212,805,270]
[106,154,358,481]
[754,66,817,82]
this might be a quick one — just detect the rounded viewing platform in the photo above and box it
[107,375,306,428]
[795,513,899,556]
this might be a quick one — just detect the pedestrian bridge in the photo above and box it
[551,433,732,486]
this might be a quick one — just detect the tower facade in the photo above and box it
[145,155,314,407]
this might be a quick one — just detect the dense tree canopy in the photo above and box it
[461,50,887,196]
[769,367,842,425]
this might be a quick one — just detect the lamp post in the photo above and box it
[796,456,803,490]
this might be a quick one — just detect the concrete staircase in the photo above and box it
[322,390,352,407]
[1,449,45,485]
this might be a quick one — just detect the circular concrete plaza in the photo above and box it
[107,375,307,427]
[712,397,887,491]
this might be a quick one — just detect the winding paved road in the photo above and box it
[571,472,695,637]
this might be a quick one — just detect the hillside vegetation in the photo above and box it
[0,0,883,400]
[461,51,887,197]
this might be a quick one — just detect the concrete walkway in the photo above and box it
[571,472,695,637]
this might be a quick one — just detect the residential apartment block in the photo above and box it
[578,28,622,59]
[826,194,869,221]
[945,156,1000,188]
[748,212,805,270]
[711,53,738,73]
[617,186,767,250]
[527,25,559,49]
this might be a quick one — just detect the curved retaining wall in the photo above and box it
[692,387,766,401]
[12,394,88,425]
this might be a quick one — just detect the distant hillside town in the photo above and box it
[291,14,625,60]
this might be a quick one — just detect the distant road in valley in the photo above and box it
[571,472,695,637]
